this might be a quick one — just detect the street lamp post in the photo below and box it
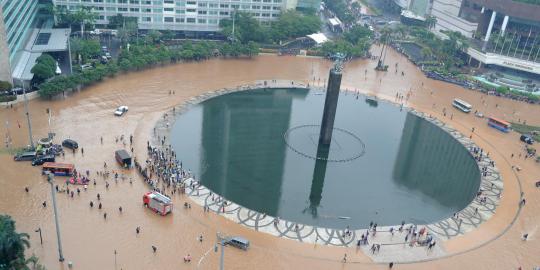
[216,232,231,270]
[114,250,117,270]
[46,173,65,262]
[22,82,34,149]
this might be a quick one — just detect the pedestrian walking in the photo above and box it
[152,246,157,253]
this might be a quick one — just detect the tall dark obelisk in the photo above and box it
[319,57,343,145]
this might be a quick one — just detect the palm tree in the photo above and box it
[0,215,30,269]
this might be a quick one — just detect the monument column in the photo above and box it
[319,60,343,145]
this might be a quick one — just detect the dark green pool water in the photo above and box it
[170,88,481,229]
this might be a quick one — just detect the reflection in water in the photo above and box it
[200,89,307,214]
[393,114,480,212]
[171,88,481,228]
[306,143,330,218]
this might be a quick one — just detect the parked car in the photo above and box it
[81,64,93,70]
[101,46,108,52]
[225,237,250,250]
[32,155,55,166]
[114,106,129,116]
[14,151,37,161]
[11,87,24,95]
[520,134,534,144]
[105,52,112,59]
[62,139,79,149]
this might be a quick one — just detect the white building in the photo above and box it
[52,0,299,32]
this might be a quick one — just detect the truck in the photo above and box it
[143,191,172,215]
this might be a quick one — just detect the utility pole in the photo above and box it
[22,81,34,149]
[47,173,65,262]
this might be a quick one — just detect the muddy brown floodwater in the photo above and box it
[0,47,539,270]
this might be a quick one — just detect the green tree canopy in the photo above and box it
[70,38,101,63]
[0,80,12,92]
[0,215,30,269]
[31,54,56,81]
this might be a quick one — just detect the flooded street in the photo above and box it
[1,47,539,270]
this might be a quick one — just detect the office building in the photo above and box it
[52,0,298,33]
[0,0,41,83]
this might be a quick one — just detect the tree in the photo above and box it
[220,12,267,44]
[0,80,12,92]
[269,11,321,41]
[53,6,96,37]
[421,47,433,60]
[344,25,373,44]
[72,7,97,38]
[70,38,101,63]
[0,215,30,269]
[146,30,162,44]
[117,20,138,44]
[31,54,56,81]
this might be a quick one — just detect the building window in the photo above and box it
[186,1,196,4]
[262,6,270,9]
[252,5,260,9]
[219,11,229,15]
[164,0,174,3]
[198,18,206,23]
[129,0,139,3]
[106,0,116,3]
[106,7,116,11]
[186,18,196,23]
[142,0,152,4]
[198,10,207,14]
[176,9,186,14]
[164,17,174,22]
[94,0,103,2]
[118,0,127,3]
[164,7,174,11]
[209,10,217,15]
[272,6,280,10]
[175,18,185,22]
[143,8,151,12]
[209,19,218,24]
[220,4,229,8]
[198,3,207,7]
[118,7,128,11]
[142,17,151,21]
[186,8,196,12]
[130,8,139,12]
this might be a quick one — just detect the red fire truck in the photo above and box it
[143,191,173,215]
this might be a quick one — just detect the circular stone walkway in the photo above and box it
[152,80,503,263]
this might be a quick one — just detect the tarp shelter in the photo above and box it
[306,33,329,45]
[115,149,132,168]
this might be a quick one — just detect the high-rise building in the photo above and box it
[428,0,540,76]
[52,0,297,33]
[0,0,41,83]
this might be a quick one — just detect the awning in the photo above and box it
[11,51,42,81]
[307,33,329,44]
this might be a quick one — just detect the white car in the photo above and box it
[114,106,129,116]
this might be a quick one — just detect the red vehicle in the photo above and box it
[42,162,75,176]
[143,191,172,215]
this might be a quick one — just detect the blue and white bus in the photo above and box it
[452,98,472,113]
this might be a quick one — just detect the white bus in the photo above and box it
[452,98,472,113]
